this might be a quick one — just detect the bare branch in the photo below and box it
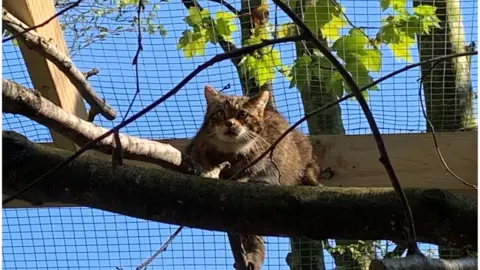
[3,130,477,250]
[82,68,99,79]
[135,159,229,269]
[1,34,303,205]
[2,0,83,43]
[136,226,183,270]
[370,254,477,270]
[2,79,205,177]
[2,8,117,120]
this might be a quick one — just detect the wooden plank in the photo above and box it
[3,0,87,151]
[3,131,476,208]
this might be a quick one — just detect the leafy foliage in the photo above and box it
[376,3,441,62]
[54,0,168,54]
[177,7,237,58]
[304,0,347,41]
[287,0,440,98]
[238,28,285,87]
[23,0,440,97]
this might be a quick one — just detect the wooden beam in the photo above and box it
[3,131,476,208]
[3,0,87,151]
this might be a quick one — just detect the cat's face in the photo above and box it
[202,85,269,147]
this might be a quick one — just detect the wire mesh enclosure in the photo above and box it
[2,0,477,269]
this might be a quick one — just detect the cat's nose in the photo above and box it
[226,119,235,127]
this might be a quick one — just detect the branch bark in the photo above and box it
[3,130,476,249]
[370,254,477,270]
[2,78,204,176]
[2,7,117,120]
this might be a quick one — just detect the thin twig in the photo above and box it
[2,34,304,206]
[2,8,117,120]
[417,61,478,190]
[82,68,99,79]
[135,161,230,270]
[123,0,144,122]
[2,0,83,43]
[208,0,242,15]
[2,78,205,177]
[136,226,183,270]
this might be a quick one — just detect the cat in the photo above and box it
[186,85,322,269]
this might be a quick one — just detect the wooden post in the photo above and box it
[3,0,88,151]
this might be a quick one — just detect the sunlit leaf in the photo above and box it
[289,55,312,90]
[214,11,237,42]
[305,0,342,33]
[351,49,382,72]
[332,28,369,60]
[321,14,347,41]
[186,7,210,27]
[177,29,208,58]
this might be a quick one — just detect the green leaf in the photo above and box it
[413,4,436,16]
[177,29,208,58]
[332,28,369,60]
[380,0,390,11]
[390,0,407,13]
[413,5,441,33]
[345,56,378,93]
[146,19,155,34]
[289,55,312,90]
[351,49,382,72]
[321,14,347,41]
[257,56,275,86]
[305,0,342,33]
[157,25,167,37]
[186,7,210,27]
[206,28,218,44]
[214,11,237,42]
[327,71,344,97]
[239,54,276,87]
[277,23,296,38]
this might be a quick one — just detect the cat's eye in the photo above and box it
[216,110,225,119]
[237,110,248,119]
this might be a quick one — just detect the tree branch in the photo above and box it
[369,254,477,270]
[3,130,476,250]
[1,34,303,206]
[2,7,117,120]
[2,0,83,43]
[1,78,210,177]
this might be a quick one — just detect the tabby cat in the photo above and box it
[186,85,321,269]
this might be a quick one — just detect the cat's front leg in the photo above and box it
[248,163,281,186]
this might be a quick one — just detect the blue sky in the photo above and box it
[2,0,477,269]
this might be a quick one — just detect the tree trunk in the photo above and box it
[286,0,369,269]
[414,0,476,132]
[413,0,476,260]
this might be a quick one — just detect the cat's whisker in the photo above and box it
[245,131,270,148]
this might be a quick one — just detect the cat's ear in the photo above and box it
[249,90,270,111]
[204,85,221,105]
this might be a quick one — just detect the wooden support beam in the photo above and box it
[3,0,87,151]
[3,131,476,208]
